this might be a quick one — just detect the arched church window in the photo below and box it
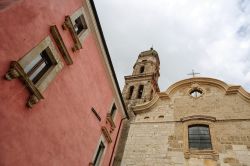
[137,85,144,99]
[188,125,212,150]
[140,66,145,74]
[190,89,203,98]
[127,86,134,99]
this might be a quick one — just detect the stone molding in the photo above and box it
[133,60,156,69]
[101,126,112,143]
[132,92,170,114]
[50,25,73,65]
[69,7,90,45]
[5,36,63,108]
[181,115,216,122]
[181,116,219,160]
[124,73,154,81]
[133,77,250,114]
[62,15,82,52]
[106,113,116,129]
[5,61,44,107]
[165,77,250,100]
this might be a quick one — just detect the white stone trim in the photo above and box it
[18,36,64,92]
[91,135,107,165]
[69,7,90,44]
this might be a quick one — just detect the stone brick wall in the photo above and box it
[121,79,250,166]
[132,61,158,76]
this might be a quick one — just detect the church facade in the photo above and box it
[117,49,250,166]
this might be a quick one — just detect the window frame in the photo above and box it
[18,36,63,92]
[24,48,54,84]
[69,7,89,44]
[5,36,64,107]
[106,102,117,128]
[181,115,218,160]
[93,141,105,166]
[189,88,203,98]
[90,136,106,166]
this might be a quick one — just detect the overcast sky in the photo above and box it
[94,0,250,92]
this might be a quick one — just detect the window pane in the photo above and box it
[26,49,53,84]
[24,55,42,73]
[188,125,212,150]
[29,62,46,81]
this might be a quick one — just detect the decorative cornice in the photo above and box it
[124,73,154,80]
[132,92,170,114]
[132,77,250,114]
[106,113,116,128]
[180,115,216,122]
[5,61,44,107]
[101,126,112,143]
[50,25,73,65]
[133,60,156,69]
[165,77,250,101]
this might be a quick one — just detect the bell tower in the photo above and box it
[113,48,160,165]
[122,47,160,107]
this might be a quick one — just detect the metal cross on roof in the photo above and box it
[187,69,200,77]
[150,45,154,50]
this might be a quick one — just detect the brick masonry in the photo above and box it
[121,79,250,166]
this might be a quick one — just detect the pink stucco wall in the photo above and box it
[0,0,124,165]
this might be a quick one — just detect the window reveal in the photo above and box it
[127,86,134,99]
[137,85,144,99]
[24,48,53,84]
[140,66,145,73]
[110,104,117,119]
[73,14,87,35]
[93,142,105,166]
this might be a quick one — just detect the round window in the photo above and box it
[190,89,203,98]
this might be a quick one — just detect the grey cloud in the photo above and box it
[95,0,250,91]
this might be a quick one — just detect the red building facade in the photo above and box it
[0,0,128,165]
